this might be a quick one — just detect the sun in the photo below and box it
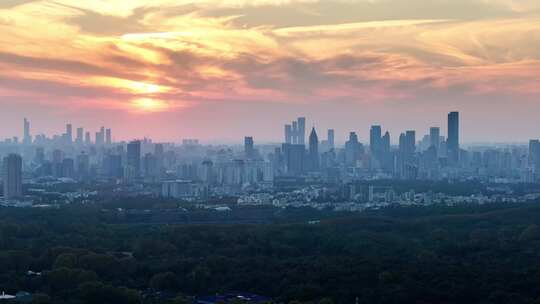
[131,98,168,112]
[128,81,163,94]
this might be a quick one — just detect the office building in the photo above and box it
[430,127,440,150]
[76,127,84,145]
[244,136,255,159]
[308,127,319,171]
[65,124,73,144]
[448,111,459,163]
[284,125,292,144]
[23,118,31,145]
[106,128,112,145]
[2,154,23,199]
[126,140,141,180]
[327,129,335,149]
[297,117,306,145]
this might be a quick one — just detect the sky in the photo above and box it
[0,0,539,144]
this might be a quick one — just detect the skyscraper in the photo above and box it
[308,127,319,171]
[76,127,84,145]
[430,127,440,150]
[292,121,298,144]
[284,124,292,144]
[529,140,540,170]
[370,125,382,157]
[405,130,416,154]
[126,140,141,180]
[66,124,73,144]
[345,132,364,167]
[282,143,305,176]
[327,129,335,149]
[447,111,460,163]
[23,118,31,145]
[297,117,306,145]
[3,154,23,199]
[84,132,91,145]
[382,131,390,153]
[76,152,90,181]
[244,136,254,159]
[96,127,105,145]
[106,128,112,145]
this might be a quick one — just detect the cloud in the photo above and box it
[1,0,540,141]
[0,0,37,9]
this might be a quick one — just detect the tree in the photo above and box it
[150,272,179,291]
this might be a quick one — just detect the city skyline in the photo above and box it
[2,111,535,146]
[1,1,540,142]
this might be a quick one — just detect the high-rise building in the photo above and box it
[96,127,105,145]
[76,152,90,181]
[2,154,23,199]
[529,140,540,170]
[447,111,459,163]
[23,118,31,145]
[297,117,306,145]
[84,132,91,145]
[284,117,306,145]
[143,153,159,181]
[34,147,45,165]
[399,131,416,155]
[370,125,382,157]
[76,127,84,145]
[282,143,305,176]
[308,127,319,171]
[327,129,335,149]
[405,130,416,154]
[66,124,73,144]
[382,132,390,153]
[103,154,123,179]
[381,131,392,173]
[62,158,75,178]
[429,127,440,150]
[345,132,364,167]
[126,140,141,180]
[292,121,298,144]
[284,125,292,144]
[244,136,254,159]
[106,128,112,145]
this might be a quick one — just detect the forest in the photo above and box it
[1,202,540,303]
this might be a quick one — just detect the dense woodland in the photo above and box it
[1,202,540,303]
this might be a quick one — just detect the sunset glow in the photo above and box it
[1,0,540,142]
[132,98,169,112]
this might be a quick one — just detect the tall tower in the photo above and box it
[76,127,84,145]
[370,125,382,157]
[84,132,91,145]
[405,130,416,154]
[529,140,540,170]
[244,136,254,159]
[297,117,306,145]
[429,127,440,150]
[23,118,31,145]
[447,111,459,163]
[292,121,298,144]
[309,127,319,171]
[66,124,73,144]
[126,140,141,180]
[284,124,292,144]
[106,128,112,145]
[327,129,335,149]
[3,154,23,199]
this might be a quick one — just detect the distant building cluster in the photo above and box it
[1,112,540,204]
